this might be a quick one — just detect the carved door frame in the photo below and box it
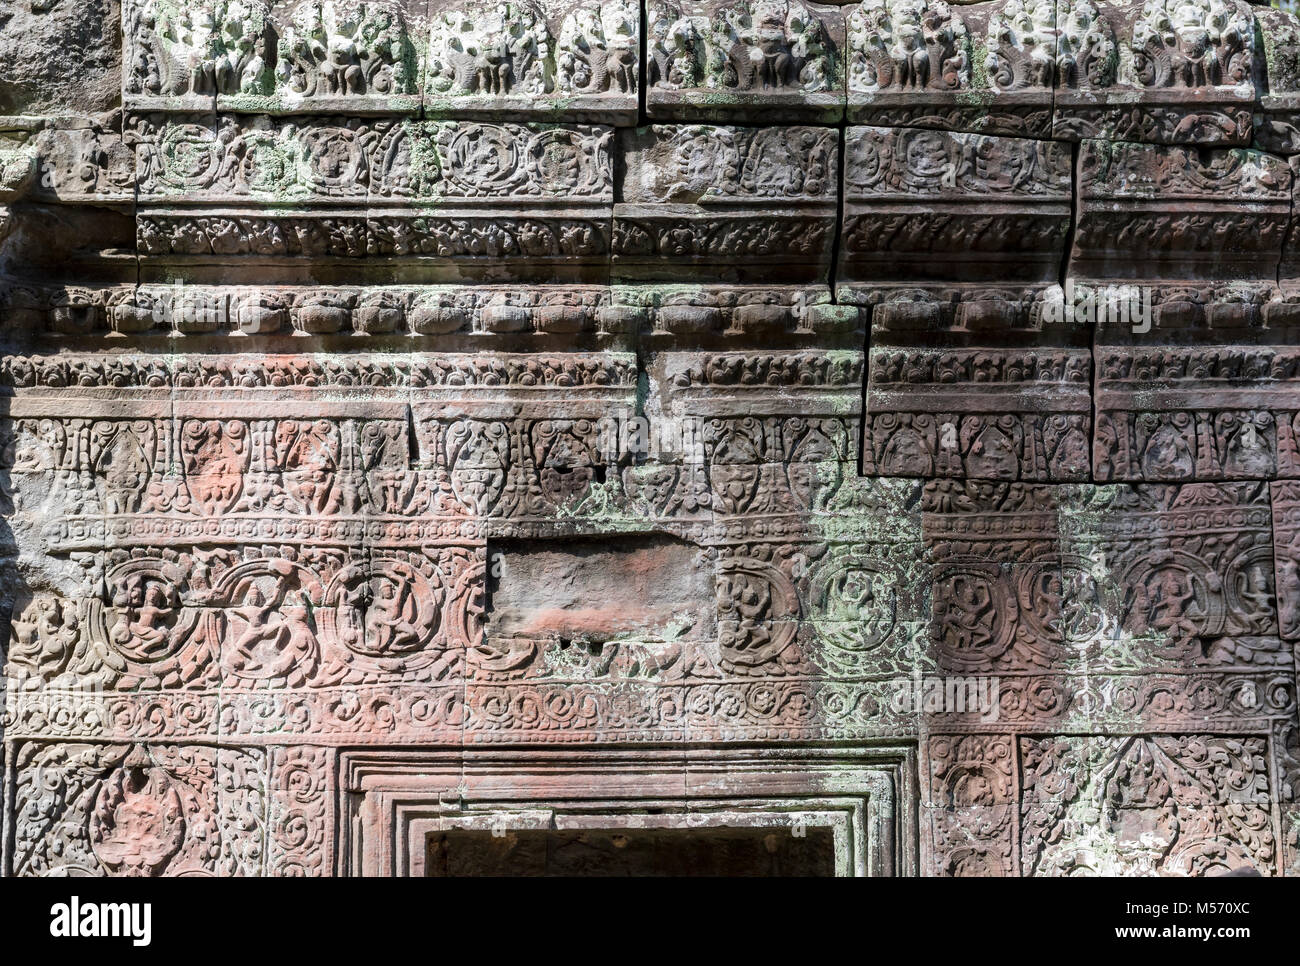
[338,745,918,876]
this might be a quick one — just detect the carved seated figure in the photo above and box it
[204,1,265,94]
[476,32,514,94]
[361,7,411,93]
[603,6,639,92]
[108,573,180,661]
[427,2,547,96]
[325,7,366,95]
[1172,16,1215,87]
[664,20,701,87]
[891,21,930,89]
[648,6,700,90]
[557,2,640,93]
[752,14,795,89]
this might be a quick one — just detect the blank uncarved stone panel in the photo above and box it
[486,536,716,643]
[0,0,121,115]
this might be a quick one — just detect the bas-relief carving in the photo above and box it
[614,123,840,288]
[120,0,641,119]
[132,116,615,202]
[842,0,1259,144]
[645,0,845,121]
[1020,735,1275,877]
[4,0,1300,878]
[124,0,420,111]
[426,0,640,121]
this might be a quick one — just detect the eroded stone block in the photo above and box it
[1050,0,1256,146]
[840,126,1072,289]
[1071,139,1291,282]
[865,348,1093,481]
[124,0,423,114]
[1095,345,1300,482]
[846,0,1054,138]
[615,123,839,287]
[0,0,122,116]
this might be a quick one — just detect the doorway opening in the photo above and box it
[426,825,836,876]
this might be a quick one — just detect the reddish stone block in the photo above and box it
[865,348,1092,481]
[1095,345,1300,482]
[840,125,1072,289]
[1071,139,1291,283]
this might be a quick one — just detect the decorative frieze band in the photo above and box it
[112,0,1296,143]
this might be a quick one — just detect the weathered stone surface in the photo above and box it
[616,123,839,284]
[0,0,123,117]
[1020,735,1276,876]
[865,348,1093,480]
[840,125,1072,288]
[1071,138,1291,282]
[1053,0,1258,146]
[2,0,1300,878]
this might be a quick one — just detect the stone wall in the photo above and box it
[0,0,1298,876]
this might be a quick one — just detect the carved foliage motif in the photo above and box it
[8,548,477,691]
[845,126,1070,196]
[926,735,1017,876]
[925,482,1283,678]
[865,350,1092,482]
[11,0,1300,881]
[135,117,613,201]
[1094,347,1300,483]
[12,743,268,877]
[635,124,837,202]
[1073,140,1291,276]
[266,747,331,876]
[1022,736,1274,876]
[928,734,1278,877]
[1080,138,1289,199]
[136,212,611,257]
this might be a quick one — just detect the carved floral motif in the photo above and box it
[1022,736,1274,876]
